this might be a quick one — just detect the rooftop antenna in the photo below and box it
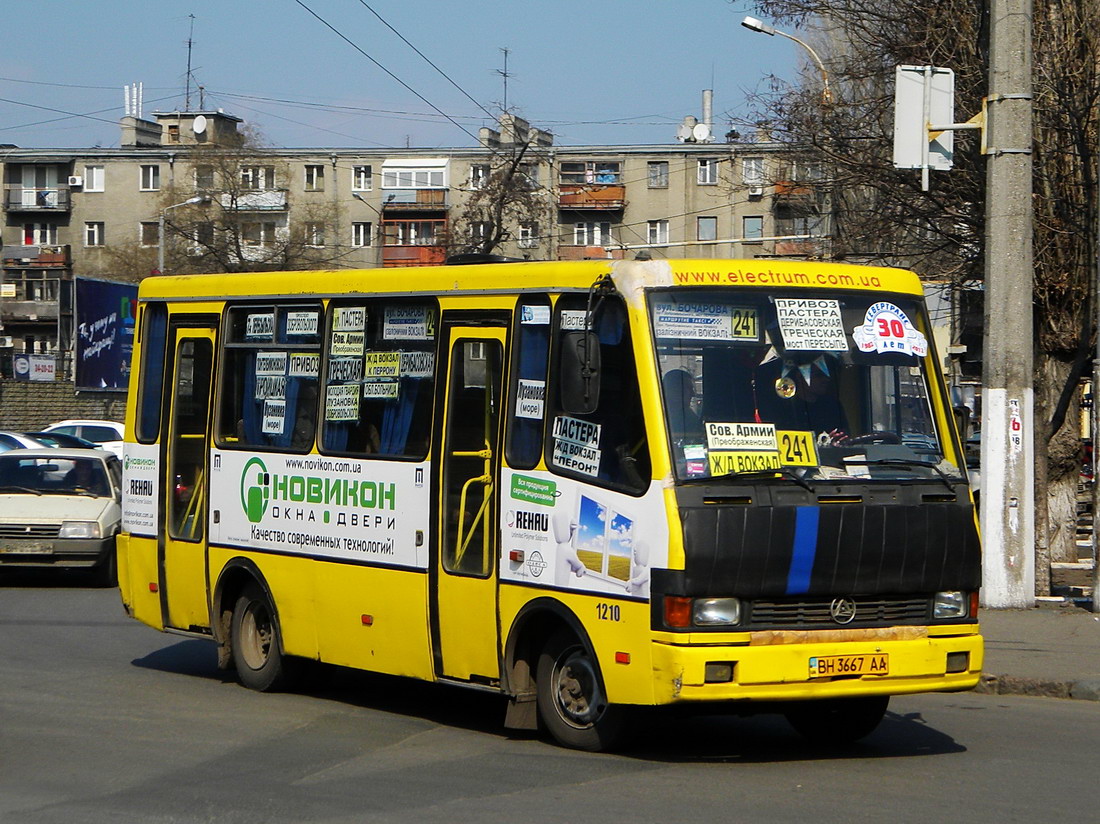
[185,14,196,111]
[496,47,512,112]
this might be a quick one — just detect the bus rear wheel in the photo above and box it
[231,583,293,692]
[784,695,889,744]
[536,631,623,751]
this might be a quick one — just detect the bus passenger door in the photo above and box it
[160,327,216,632]
[433,325,506,682]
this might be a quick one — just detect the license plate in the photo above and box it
[0,543,53,555]
[809,653,888,678]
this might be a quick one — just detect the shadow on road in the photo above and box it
[130,637,967,762]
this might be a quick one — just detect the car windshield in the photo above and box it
[0,455,111,496]
[648,289,962,483]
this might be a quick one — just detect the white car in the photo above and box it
[42,420,124,457]
[0,448,122,586]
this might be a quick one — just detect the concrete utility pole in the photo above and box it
[981,0,1035,607]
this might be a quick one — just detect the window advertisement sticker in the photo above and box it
[245,312,275,340]
[774,298,848,351]
[851,301,928,357]
[285,311,319,336]
[325,383,359,420]
[521,305,551,325]
[653,301,735,340]
[333,306,366,332]
[559,310,588,331]
[363,351,401,379]
[262,400,286,434]
[708,450,781,475]
[399,350,434,378]
[383,306,434,340]
[288,352,320,378]
[330,330,365,356]
[705,422,778,451]
[551,415,601,476]
[516,379,546,420]
[254,351,287,376]
[363,380,400,400]
[254,375,287,400]
[327,357,363,383]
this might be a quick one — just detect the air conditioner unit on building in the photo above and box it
[748,185,764,197]
[68,175,83,187]
[0,337,14,348]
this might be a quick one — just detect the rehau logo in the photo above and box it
[510,510,549,532]
[240,457,270,524]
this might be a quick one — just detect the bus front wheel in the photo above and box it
[536,631,624,751]
[231,583,292,692]
[784,695,889,744]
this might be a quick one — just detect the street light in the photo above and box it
[158,195,208,275]
[741,16,833,105]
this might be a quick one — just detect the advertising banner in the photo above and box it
[75,277,138,391]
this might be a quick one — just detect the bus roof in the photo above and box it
[137,259,924,302]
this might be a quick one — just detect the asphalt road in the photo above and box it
[2,572,1098,824]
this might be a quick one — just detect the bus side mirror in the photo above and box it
[561,331,601,414]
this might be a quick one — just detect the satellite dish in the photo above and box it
[692,123,712,142]
[193,115,208,135]
[676,123,693,142]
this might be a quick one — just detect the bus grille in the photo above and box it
[0,524,61,540]
[747,596,930,628]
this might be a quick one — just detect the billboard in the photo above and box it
[74,277,138,391]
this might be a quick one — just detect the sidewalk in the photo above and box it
[976,602,1100,701]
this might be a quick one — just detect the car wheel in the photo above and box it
[231,582,295,692]
[93,546,118,588]
[536,630,624,751]
[784,695,889,744]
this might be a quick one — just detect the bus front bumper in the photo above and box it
[649,625,983,704]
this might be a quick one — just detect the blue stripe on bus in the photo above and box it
[785,506,819,595]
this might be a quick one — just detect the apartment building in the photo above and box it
[0,109,825,358]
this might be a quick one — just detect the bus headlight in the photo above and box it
[693,597,742,626]
[933,590,967,618]
[59,521,102,539]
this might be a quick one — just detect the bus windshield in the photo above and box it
[649,289,962,483]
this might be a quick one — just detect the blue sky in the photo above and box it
[0,0,799,150]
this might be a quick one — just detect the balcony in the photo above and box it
[381,189,449,211]
[382,245,447,267]
[773,179,819,206]
[558,185,626,210]
[219,190,288,211]
[557,245,627,261]
[774,238,826,257]
[2,245,71,268]
[4,186,72,212]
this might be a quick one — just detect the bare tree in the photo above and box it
[746,0,1100,584]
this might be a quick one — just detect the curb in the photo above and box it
[973,674,1100,701]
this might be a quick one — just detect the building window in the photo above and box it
[304,164,325,191]
[140,221,160,247]
[240,166,277,190]
[742,215,764,242]
[167,124,181,143]
[560,161,621,185]
[195,221,215,248]
[83,165,105,192]
[352,165,372,191]
[382,167,446,189]
[84,222,105,247]
[140,165,160,191]
[697,216,718,242]
[647,219,669,245]
[518,222,538,249]
[352,221,373,247]
[381,220,444,246]
[23,223,58,245]
[240,222,277,246]
[742,157,764,188]
[304,222,325,246]
[470,164,490,190]
[697,158,718,185]
[471,221,491,243]
[574,221,611,246]
[518,163,540,189]
[776,212,824,238]
[647,161,669,188]
[195,165,215,190]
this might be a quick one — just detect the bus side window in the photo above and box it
[136,303,168,443]
[506,296,551,469]
[215,304,322,452]
[320,300,437,460]
[546,295,650,495]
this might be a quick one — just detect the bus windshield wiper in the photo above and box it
[844,458,960,491]
[683,465,814,492]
